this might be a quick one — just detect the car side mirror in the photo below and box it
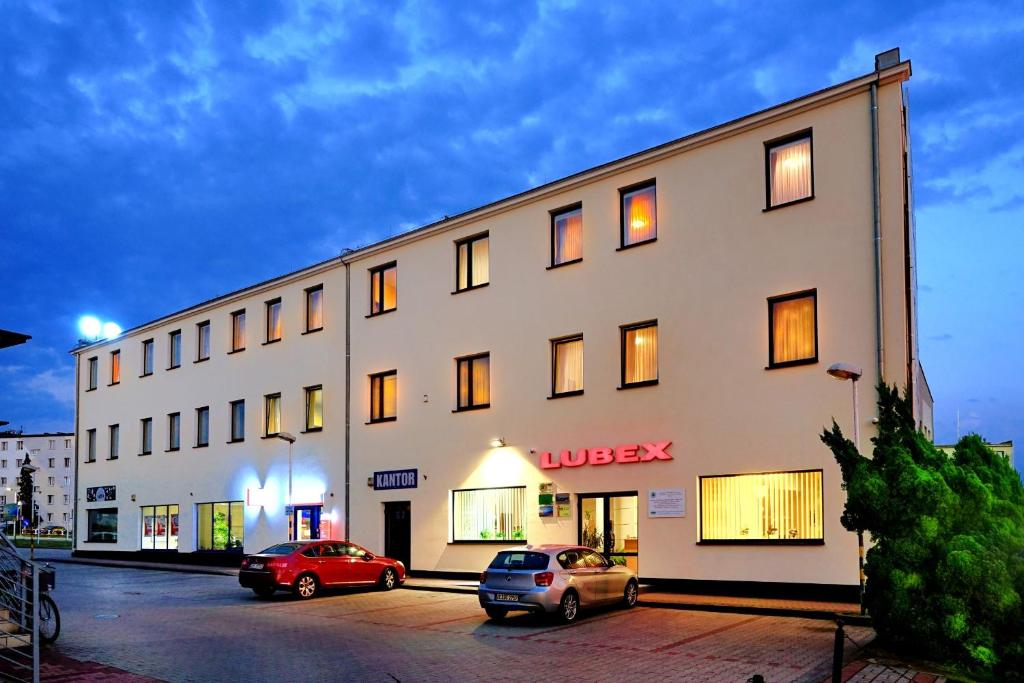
[364,553,375,561]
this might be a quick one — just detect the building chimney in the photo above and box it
[874,48,901,71]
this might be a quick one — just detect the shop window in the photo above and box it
[305,285,323,332]
[304,385,323,431]
[456,353,490,411]
[141,504,180,550]
[87,356,98,390]
[231,310,246,352]
[700,470,823,543]
[141,339,154,376]
[452,486,526,542]
[768,289,817,368]
[620,321,658,388]
[369,262,397,315]
[108,424,119,460]
[109,350,121,385]
[167,413,180,451]
[230,400,245,442]
[551,335,583,397]
[196,407,209,447]
[196,321,210,361]
[264,393,281,436]
[369,371,397,423]
[551,204,583,267]
[140,417,152,455]
[87,508,118,543]
[265,298,282,343]
[620,181,657,248]
[169,330,182,369]
[86,429,96,462]
[455,233,489,292]
[196,501,244,551]
[766,131,813,209]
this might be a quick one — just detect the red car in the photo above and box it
[239,540,406,599]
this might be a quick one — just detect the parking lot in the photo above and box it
[44,562,870,682]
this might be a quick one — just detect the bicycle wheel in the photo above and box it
[38,594,60,644]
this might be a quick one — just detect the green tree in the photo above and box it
[821,384,1024,679]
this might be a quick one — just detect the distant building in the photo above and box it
[0,431,75,532]
[936,440,1014,466]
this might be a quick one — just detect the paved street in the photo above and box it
[43,562,873,682]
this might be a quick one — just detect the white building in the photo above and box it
[0,431,75,533]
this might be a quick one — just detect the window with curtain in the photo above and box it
[552,336,584,397]
[265,393,281,436]
[551,205,583,266]
[370,371,397,422]
[456,353,490,410]
[110,350,121,384]
[140,417,152,455]
[621,322,658,386]
[197,321,210,361]
[370,263,397,315]
[230,400,245,441]
[306,285,323,332]
[305,385,323,431]
[169,330,181,368]
[453,487,526,542]
[141,504,179,550]
[88,356,98,389]
[197,501,244,551]
[168,413,180,451]
[142,339,154,375]
[769,290,817,367]
[196,407,209,447]
[767,133,812,207]
[109,424,119,459]
[231,310,246,351]
[621,182,657,247]
[266,299,282,342]
[700,470,823,542]
[87,428,96,462]
[455,233,489,291]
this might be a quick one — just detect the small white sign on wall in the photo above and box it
[648,488,685,518]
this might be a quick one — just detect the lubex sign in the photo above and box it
[539,441,672,469]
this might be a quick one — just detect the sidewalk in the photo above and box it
[0,650,165,683]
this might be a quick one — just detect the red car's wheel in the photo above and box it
[380,567,398,591]
[293,573,319,599]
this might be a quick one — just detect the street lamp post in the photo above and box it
[274,432,297,538]
[826,362,865,615]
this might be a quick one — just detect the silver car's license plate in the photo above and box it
[249,563,264,570]
[494,593,518,602]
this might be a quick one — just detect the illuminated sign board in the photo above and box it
[540,441,672,469]
[374,469,418,490]
[86,485,116,502]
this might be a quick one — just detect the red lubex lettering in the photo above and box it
[640,441,672,461]
[563,449,587,467]
[588,447,614,465]
[540,452,560,469]
[538,441,672,468]
[615,444,639,463]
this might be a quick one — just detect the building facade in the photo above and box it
[72,51,929,595]
[0,431,75,533]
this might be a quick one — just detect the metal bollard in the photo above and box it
[832,618,845,683]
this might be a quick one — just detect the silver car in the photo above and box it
[478,544,639,623]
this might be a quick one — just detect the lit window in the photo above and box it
[306,285,323,332]
[141,504,180,550]
[108,424,119,460]
[264,393,281,436]
[766,132,813,208]
[87,508,117,543]
[305,385,323,431]
[197,321,210,361]
[196,501,244,551]
[265,299,282,342]
[455,233,489,292]
[168,413,180,451]
[196,407,209,447]
[230,400,245,442]
[621,322,658,387]
[86,429,96,462]
[620,182,657,248]
[110,350,121,384]
[169,330,182,369]
[369,263,397,315]
[700,470,823,542]
[231,310,246,352]
[551,204,582,266]
[142,339,154,376]
[140,417,152,455]
[453,487,526,542]
[456,353,490,411]
[768,290,817,367]
[369,371,397,423]
[551,336,583,397]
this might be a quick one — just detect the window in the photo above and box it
[229,400,245,442]
[550,204,583,267]
[168,413,180,451]
[87,356,98,390]
[109,350,121,384]
[304,386,323,431]
[0,460,5,467]
[551,335,583,397]
[453,486,526,542]
[63,476,68,487]
[86,429,96,462]
[265,299,282,343]
[0,442,5,451]
[63,495,69,505]
[48,440,55,450]
[87,508,117,543]
[455,233,489,292]
[47,494,54,505]
[768,290,817,368]
[65,438,71,448]
[169,330,182,369]
[142,339,154,376]
[140,417,153,455]
[108,424,119,460]
[369,263,397,315]
[700,470,823,543]
[47,476,54,486]
[48,457,54,467]
[196,407,209,447]
[141,504,180,550]
[264,393,281,436]
[64,457,70,467]
[16,459,22,467]
[0,496,5,505]
[0,477,5,485]
[621,321,658,387]
[196,501,244,551]
[369,371,397,423]
[766,131,813,209]
[16,441,23,450]
[196,321,211,361]
[230,310,245,352]
[620,181,657,248]
[456,353,490,411]
[305,285,323,332]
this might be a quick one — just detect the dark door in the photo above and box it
[384,501,411,570]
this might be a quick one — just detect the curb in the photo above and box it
[38,556,238,577]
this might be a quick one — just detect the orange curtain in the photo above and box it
[623,186,657,245]
[554,209,582,263]
[554,338,583,393]
[624,325,657,383]
[772,296,815,363]
[770,137,811,205]
[701,471,822,540]
[472,355,490,405]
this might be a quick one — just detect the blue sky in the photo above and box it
[1,1,1021,466]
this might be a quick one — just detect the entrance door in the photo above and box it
[384,501,411,570]
[579,492,638,575]
[290,505,322,541]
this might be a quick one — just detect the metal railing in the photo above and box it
[0,532,40,683]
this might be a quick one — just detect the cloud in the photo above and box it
[24,368,75,406]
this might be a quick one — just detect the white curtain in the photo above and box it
[471,237,489,285]
[554,209,582,264]
[383,267,397,310]
[307,289,323,330]
[770,137,812,205]
[623,186,657,245]
[700,471,823,541]
[307,388,322,428]
[266,396,281,434]
[554,338,583,393]
[233,312,245,351]
[624,325,657,383]
[268,302,282,341]
[772,295,815,363]
[454,487,526,541]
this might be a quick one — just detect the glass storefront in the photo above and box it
[197,501,244,551]
[580,493,638,573]
[141,504,179,550]
[87,508,118,543]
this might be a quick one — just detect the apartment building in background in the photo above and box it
[71,49,930,597]
[0,431,75,532]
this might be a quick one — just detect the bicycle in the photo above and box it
[36,563,60,644]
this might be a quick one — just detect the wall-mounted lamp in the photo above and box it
[489,437,506,448]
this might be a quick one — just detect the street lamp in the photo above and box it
[273,432,297,506]
[826,361,865,614]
